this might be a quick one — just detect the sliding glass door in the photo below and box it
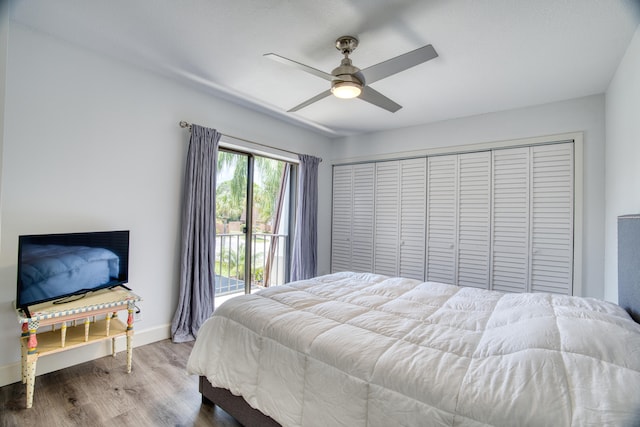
[215,149,294,300]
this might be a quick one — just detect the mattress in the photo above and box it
[187,271,640,426]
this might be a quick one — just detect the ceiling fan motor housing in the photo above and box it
[331,57,363,98]
[332,58,363,85]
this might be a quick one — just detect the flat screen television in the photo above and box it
[16,230,130,313]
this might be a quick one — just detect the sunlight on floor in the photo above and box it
[214,287,263,310]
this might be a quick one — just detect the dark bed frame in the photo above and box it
[198,214,640,426]
[199,376,281,427]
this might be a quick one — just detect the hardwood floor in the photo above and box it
[0,339,242,427]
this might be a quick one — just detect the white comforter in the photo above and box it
[187,272,640,426]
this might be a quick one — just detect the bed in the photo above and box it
[20,244,120,305]
[187,271,640,426]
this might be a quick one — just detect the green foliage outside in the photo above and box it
[216,152,285,231]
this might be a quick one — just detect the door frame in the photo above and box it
[217,146,296,293]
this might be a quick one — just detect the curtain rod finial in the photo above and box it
[179,121,191,129]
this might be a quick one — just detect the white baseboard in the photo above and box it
[0,323,171,388]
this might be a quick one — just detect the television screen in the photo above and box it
[16,230,130,310]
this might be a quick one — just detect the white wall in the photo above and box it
[604,24,640,303]
[332,95,606,299]
[0,24,332,386]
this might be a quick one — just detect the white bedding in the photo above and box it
[187,272,640,426]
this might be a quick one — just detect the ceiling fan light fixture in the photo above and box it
[267,34,437,112]
[331,81,362,99]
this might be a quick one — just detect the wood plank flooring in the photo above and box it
[0,339,241,427]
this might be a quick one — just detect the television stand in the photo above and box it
[15,286,141,409]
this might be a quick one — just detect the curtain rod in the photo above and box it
[179,120,316,160]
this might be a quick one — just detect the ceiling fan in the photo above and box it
[264,36,438,113]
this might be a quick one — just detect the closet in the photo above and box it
[373,158,427,280]
[331,163,375,273]
[426,151,492,288]
[331,141,575,295]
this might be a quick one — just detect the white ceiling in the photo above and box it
[9,0,640,138]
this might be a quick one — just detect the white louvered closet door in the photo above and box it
[350,164,375,272]
[332,142,574,293]
[399,158,427,280]
[331,165,353,272]
[491,147,530,293]
[426,155,458,284]
[529,144,574,294]
[457,152,491,288]
[374,161,400,276]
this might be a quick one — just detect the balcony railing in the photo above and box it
[215,233,288,296]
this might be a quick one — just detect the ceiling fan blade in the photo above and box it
[358,86,402,113]
[264,53,334,82]
[288,89,332,112]
[360,44,438,84]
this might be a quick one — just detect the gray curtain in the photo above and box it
[290,154,321,282]
[171,124,220,343]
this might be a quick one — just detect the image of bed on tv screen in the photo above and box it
[17,231,130,308]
